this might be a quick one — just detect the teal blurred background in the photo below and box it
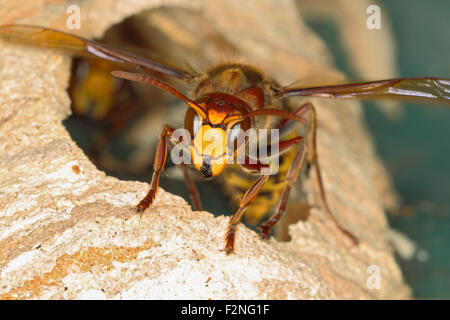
[307,0,450,298]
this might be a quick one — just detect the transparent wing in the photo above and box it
[0,24,200,82]
[275,78,450,105]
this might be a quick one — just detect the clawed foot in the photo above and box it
[135,190,156,214]
[223,246,234,255]
[223,228,236,255]
[223,243,234,255]
[257,223,272,240]
[135,205,145,213]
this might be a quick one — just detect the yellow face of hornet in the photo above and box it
[191,124,232,178]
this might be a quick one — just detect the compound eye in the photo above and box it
[193,114,201,134]
[185,108,202,137]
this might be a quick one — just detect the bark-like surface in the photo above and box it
[0,0,409,299]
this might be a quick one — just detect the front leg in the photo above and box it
[258,102,359,245]
[225,161,270,254]
[136,125,174,212]
[260,103,359,244]
[258,136,306,239]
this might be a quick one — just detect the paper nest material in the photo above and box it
[0,0,409,299]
